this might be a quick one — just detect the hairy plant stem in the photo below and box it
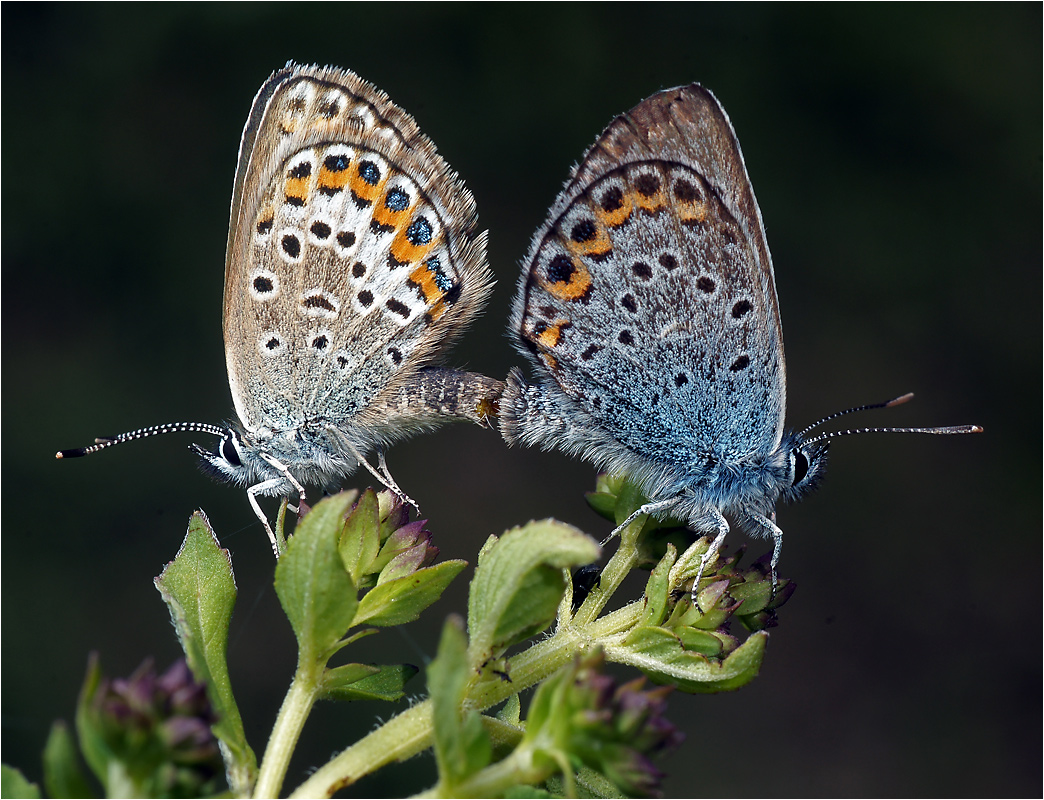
[253,660,323,799]
[415,745,558,799]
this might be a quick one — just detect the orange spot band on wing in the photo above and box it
[542,259,592,302]
[677,200,708,225]
[535,319,570,349]
[633,186,666,213]
[318,166,350,194]
[372,201,407,230]
[284,176,309,205]
[596,193,633,228]
[409,263,448,305]
[391,227,438,265]
[348,167,385,205]
[565,225,613,261]
[426,300,448,322]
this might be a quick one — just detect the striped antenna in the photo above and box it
[56,422,226,459]
[798,393,982,446]
[804,423,982,446]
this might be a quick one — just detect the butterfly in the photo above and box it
[500,83,981,592]
[58,63,501,551]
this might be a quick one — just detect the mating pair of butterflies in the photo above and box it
[58,63,979,583]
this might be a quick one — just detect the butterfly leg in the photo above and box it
[745,511,783,594]
[246,477,291,555]
[340,439,420,513]
[257,452,308,535]
[689,509,731,607]
[601,496,683,546]
[258,453,307,506]
[376,448,420,513]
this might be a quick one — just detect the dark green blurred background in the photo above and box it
[4,4,1039,796]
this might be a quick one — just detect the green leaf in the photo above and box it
[321,663,418,702]
[674,626,727,657]
[275,492,359,663]
[376,541,428,585]
[505,785,555,798]
[429,617,492,791]
[154,511,257,792]
[690,581,735,629]
[606,627,767,693]
[611,478,649,526]
[496,694,521,727]
[321,662,379,690]
[468,521,601,659]
[495,562,567,648]
[377,490,408,540]
[516,656,565,736]
[573,764,627,798]
[273,498,290,556]
[354,560,466,627]
[73,654,110,789]
[1,765,41,799]
[481,715,525,756]
[42,721,93,798]
[584,473,631,521]
[583,491,618,522]
[727,578,772,616]
[639,545,676,627]
[337,489,377,586]
[71,657,145,797]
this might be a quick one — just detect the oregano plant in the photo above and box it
[2,475,791,798]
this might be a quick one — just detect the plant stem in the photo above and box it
[253,662,322,798]
[289,700,434,798]
[570,515,645,627]
[467,601,642,710]
[289,602,645,797]
[424,745,547,798]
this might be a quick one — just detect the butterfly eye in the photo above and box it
[782,441,829,504]
[792,449,809,487]
[220,434,242,467]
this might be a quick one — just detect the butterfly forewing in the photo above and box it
[224,64,490,433]
[514,84,785,462]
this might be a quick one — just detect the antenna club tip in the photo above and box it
[970,425,984,433]
[886,393,915,407]
[55,450,64,459]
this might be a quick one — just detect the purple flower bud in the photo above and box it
[83,656,221,795]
